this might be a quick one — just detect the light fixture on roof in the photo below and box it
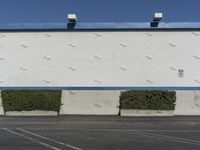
[68,14,77,23]
[153,13,163,22]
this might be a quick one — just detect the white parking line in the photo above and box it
[135,131,200,143]
[25,128,120,131]
[3,128,62,150]
[121,130,200,146]
[17,128,83,150]
[16,128,200,132]
[126,129,200,132]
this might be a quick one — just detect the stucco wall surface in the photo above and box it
[60,90,120,115]
[175,90,200,115]
[0,31,200,87]
[0,91,4,115]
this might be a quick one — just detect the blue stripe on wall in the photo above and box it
[0,87,200,90]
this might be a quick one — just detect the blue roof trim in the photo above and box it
[1,22,200,30]
[0,87,200,90]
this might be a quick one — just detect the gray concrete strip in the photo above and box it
[17,128,83,150]
[124,130,200,146]
[3,128,62,150]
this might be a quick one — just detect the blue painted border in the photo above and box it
[1,22,200,30]
[0,87,200,90]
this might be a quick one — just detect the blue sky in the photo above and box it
[0,0,199,23]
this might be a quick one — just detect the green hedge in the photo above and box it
[120,90,176,110]
[1,90,62,112]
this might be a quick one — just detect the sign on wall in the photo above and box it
[178,69,184,78]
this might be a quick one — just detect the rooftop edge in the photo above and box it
[1,22,200,30]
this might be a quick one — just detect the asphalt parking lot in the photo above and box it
[0,116,200,150]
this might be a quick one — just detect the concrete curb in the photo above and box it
[120,109,174,116]
[5,111,58,116]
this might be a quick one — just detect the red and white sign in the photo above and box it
[178,69,184,77]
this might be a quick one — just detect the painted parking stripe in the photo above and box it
[133,131,200,144]
[17,128,83,150]
[19,128,200,132]
[122,130,200,146]
[125,129,200,132]
[36,128,200,132]
[3,128,62,150]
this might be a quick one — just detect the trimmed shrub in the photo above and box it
[1,90,62,112]
[120,90,176,110]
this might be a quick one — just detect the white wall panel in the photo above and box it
[0,91,4,115]
[175,91,200,115]
[0,31,200,87]
[60,90,120,115]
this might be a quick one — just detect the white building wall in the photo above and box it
[60,90,120,115]
[0,31,200,115]
[0,31,200,87]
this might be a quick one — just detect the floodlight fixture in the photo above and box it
[153,13,163,22]
[68,14,77,23]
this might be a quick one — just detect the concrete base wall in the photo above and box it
[60,90,200,116]
[0,91,4,115]
[174,90,200,115]
[60,90,120,115]
[5,111,58,116]
[121,110,174,116]
[1,90,200,116]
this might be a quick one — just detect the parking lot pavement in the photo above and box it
[0,116,200,150]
